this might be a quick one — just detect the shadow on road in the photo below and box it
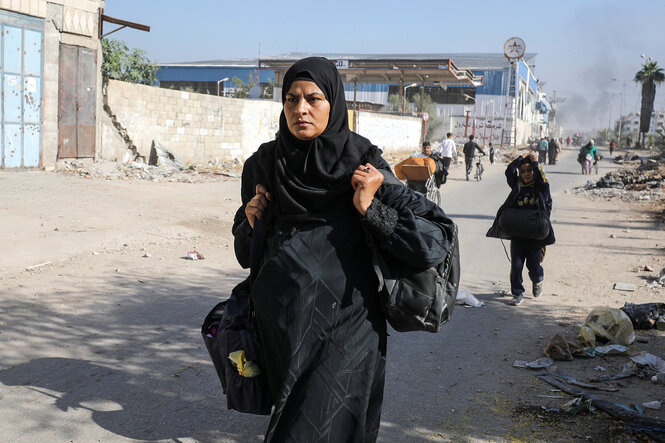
[0,270,268,441]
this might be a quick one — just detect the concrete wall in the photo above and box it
[354,111,421,153]
[103,80,282,163]
[103,81,424,164]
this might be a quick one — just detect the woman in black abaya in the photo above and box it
[232,57,456,442]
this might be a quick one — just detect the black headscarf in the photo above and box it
[272,57,381,217]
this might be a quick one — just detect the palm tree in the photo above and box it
[634,59,665,147]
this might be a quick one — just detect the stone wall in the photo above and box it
[103,81,423,164]
[103,80,282,164]
[355,111,421,153]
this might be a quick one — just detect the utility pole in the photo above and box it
[618,81,626,143]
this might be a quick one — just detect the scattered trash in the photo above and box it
[631,352,665,372]
[513,357,554,369]
[621,302,665,329]
[544,334,585,361]
[609,234,616,238]
[592,344,630,356]
[547,367,619,392]
[644,265,655,272]
[614,402,635,413]
[26,261,52,271]
[613,282,637,291]
[651,372,665,385]
[594,366,607,372]
[142,253,151,258]
[595,362,638,382]
[633,404,644,414]
[581,307,635,346]
[562,397,594,415]
[541,406,561,413]
[186,250,205,260]
[642,401,662,410]
[455,288,485,307]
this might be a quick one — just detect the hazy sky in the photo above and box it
[104,0,665,132]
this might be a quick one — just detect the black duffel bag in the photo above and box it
[498,207,549,240]
[366,223,460,333]
[201,278,272,415]
[201,219,273,415]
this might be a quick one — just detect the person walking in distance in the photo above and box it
[463,135,484,181]
[486,151,555,306]
[436,132,458,183]
[548,137,559,165]
[488,142,495,165]
[537,137,549,164]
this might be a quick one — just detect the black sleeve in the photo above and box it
[232,155,260,269]
[364,163,454,268]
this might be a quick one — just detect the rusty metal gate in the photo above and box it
[58,44,96,159]
[0,11,44,168]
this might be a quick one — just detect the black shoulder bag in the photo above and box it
[365,222,460,333]
[201,218,273,415]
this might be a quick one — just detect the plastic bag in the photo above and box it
[581,308,635,346]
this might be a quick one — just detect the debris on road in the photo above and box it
[455,288,485,307]
[26,261,52,271]
[613,282,637,291]
[580,307,636,347]
[186,250,205,260]
[621,302,665,329]
[513,357,554,369]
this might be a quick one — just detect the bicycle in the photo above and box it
[401,164,441,206]
[474,153,486,181]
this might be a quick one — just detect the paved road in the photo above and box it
[0,147,618,442]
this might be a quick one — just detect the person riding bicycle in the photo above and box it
[463,135,484,181]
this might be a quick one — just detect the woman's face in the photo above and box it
[284,80,330,140]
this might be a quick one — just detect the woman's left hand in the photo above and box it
[351,164,384,216]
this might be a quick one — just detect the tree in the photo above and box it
[634,59,664,147]
[411,92,444,140]
[231,76,250,98]
[230,72,273,98]
[102,39,158,85]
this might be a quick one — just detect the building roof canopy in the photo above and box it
[259,53,484,87]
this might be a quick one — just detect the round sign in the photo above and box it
[422,112,429,121]
[503,37,526,60]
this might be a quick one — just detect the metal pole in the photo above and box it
[513,59,519,155]
[482,102,488,147]
[618,81,625,143]
[464,110,470,137]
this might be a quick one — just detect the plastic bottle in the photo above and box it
[651,372,665,384]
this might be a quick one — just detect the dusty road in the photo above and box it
[0,146,663,442]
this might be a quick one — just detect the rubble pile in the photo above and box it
[57,159,241,183]
[573,159,665,203]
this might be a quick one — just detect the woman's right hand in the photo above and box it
[245,184,271,228]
